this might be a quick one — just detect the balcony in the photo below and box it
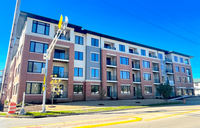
[165,58,172,63]
[104,45,116,50]
[106,60,116,67]
[166,80,175,86]
[107,75,117,82]
[153,66,159,72]
[166,69,173,74]
[133,77,141,83]
[129,50,139,55]
[132,64,140,70]
[154,79,160,84]
[149,53,157,58]
[52,71,68,79]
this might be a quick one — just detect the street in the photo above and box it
[0,99,200,128]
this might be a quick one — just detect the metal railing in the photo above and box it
[153,66,159,71]
[154,79,160,83]
[133,77,141,82]
[55,33,70,41]
[106,60,116,66]
[132,64,140,69]
[54,53,69,60]
[107,75,117,81]
[165,58,172,62]
[149,54,157,58]
[166,69,173,73]
[104,45,116,50]
[52,71,68,78]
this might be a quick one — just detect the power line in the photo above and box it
[142,0,200,32]
[99,0,200,46]
[129,0,200,38]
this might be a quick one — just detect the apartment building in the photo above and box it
[4,11,194,103]
[194,79,200,96]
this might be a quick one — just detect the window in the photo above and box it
[185,59,189,64]
[30,41,48,53]
[175,66,179,72]
[104,43,111,49]
[26,82,43,94]
[120,57,129,65]
[20,45,23,55]
[54,49,67,59]
[91,69,99,77]
[74,68,83,77]
[180,58,183,63]
[73,85,83,94]
[32,20,50,35]
[91,53,99,62]
[121,86,130,94]
[120,71,130,79]
[142,61,150,68]
[158,53,163,59]
[144,86,152,94]
[15,84,18,95]
[91,85,99,94]
[162,76,165,82]
[181,67,185,73]
[143,73,151,81]
[119,44,125,52]
[91,38,99,47]
[75,36,83,45]
[176,76,181,82]
[186,69,191,75]
[174,56,178,62]
[15,68,17,77]
[187,76,192,83]
[161,65,164,70]
[75,51,83,60]
[18,64,20,74]
[129,49,133,53]
[141,49,146,56]
[182,77,187,83]
[27,61,45,73]
[53,66,65,78]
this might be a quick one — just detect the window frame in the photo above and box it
[120,71,130,79]
[142,60,150,68]
[174,56,178,62]
[75,35,84,45]
[25,82,43,94]
[119,44,125,52]
[27,61,46,73]
[91,53,99,62]
[29,41,48,54]
[143,73,151,81]
[74,67,83,77]
[158,53,163,59]
[121,85,131,94]
[73,85,83,94]
[175,66,179,72]
[32,20,50,35]
[120,57,129,65]
[91,85,99,94]
[91,68,99,78]
[91,38,99,47]
[75,51,83,60]
[144,86,152,94]
[141,49,146,56]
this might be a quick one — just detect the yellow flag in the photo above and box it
[58,15,63,29]
[43,76,46,85]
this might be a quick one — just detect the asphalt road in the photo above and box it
[0,99,200,128]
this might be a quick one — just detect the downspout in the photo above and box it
[100,36,102,100]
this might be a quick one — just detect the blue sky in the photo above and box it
[0,0,200,78]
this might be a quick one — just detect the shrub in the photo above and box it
[4,100,8,105]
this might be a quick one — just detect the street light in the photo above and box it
[41,15,68,113]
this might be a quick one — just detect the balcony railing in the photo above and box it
[149,54,157,58]
[133,77,141,82]
[55,33,70,41]
[104,45,116,50]
[153,66,159,71]
[106,60,116,66]
[154,79,160,83]
[130,51,139,55]
[52,71,68,78]
[54,53,69,60]
[107,75,117,81]
[166,80,174,85]
[165,58,172,62]
[166,69,173,73]
[132,64,140,69]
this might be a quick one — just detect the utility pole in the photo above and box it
[0,0,21,111]
[41,16,68,113]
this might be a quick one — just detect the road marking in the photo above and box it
[145,109,200,121]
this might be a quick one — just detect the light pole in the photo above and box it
[41,16,68,113]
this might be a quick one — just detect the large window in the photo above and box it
[91,69,99,77]
[177,76,181,82]
[161,65,164,70]
[158,53,163,59]
[91,53,99,62]
[91,38,99,47]
[119,44,125,52]
[74,68,83,77]
[185,59,189,64]
[30,41,48,53]
[143,73,151,81]
[120,57,129,65]
[53,66,65,78]
[32,20,50,35]
[141,49,146,56]
[27,61,45,73]
[181,67,185,73]
[175,66,179,72]
[144,86,152,94]
[142,61,150,68]
[91,85,99,94]
[187,76,192,83]
[182,77,187,83]
[120,71,130,79]
[26,82,43,94]
[180,58,183,63]
[174,56,178,62]
[75,51,83,60]
[75,36,83,45]
[186,69,191,75]
[73,85,83,94]
[121,86,130,94]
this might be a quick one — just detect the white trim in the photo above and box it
[106,53,116,56]
[121,84,130,86]
[30,40,49,44]
[144,85,152,87]
[55,44,70,48]
[26,81,43,83]
[132,58,140,60]
[28,59,46,63]
[91,83,100,85]
[73,83,83,85]
[85,80,101,82]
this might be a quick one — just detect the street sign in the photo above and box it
[58,15,63,29]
